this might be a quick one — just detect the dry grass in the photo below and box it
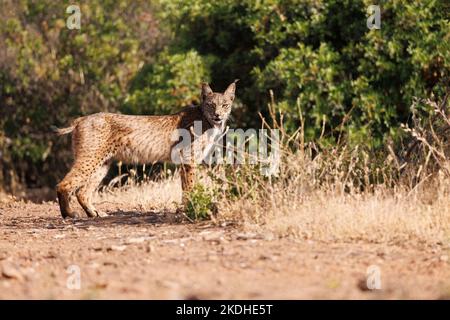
[226,97,450,245]
[219,181,450,245]
[209,139,450,246]
[95,174,181,212]
[94,160,450,247]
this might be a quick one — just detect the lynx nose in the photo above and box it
[213,113,221,121]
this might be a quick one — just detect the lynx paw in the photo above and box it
[95,210,108,218]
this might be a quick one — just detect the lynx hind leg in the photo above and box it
[76,164,110,218]
[57,168,85,219]
[57,115,112,219]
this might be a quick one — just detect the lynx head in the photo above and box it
[201,80,238,127]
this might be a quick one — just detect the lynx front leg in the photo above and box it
[180,164,196,204]
[76,164,110,218]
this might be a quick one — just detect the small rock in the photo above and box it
[235,232,261,240]
[0,251,8,261]
[357,278,370,292]
[126,237,151,244]
[45,251,58,259]
[109,245,127,252]
[259,254,277,261]
[201,231,224,242]
[1,262,24,281]
[93,282,108,289]
[88,262,101,269]
[103,261,118,267]
[440,255,448,262]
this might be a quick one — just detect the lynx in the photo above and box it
[55,81,237,218]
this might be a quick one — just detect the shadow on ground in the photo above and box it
[2,209,189,231]
[73,210,188,229]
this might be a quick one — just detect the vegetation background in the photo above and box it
[0,0,448,195]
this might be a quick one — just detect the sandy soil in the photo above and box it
[1,200,450,300]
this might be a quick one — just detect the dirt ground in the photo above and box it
[1,200,450,300]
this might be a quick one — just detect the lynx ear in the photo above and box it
[201,83,213,101]
[224,79,239,100]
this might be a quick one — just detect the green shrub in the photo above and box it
[158,0,449,147]
[0,0,163,190]
[122,49,213,115]
[185,184,217,221]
